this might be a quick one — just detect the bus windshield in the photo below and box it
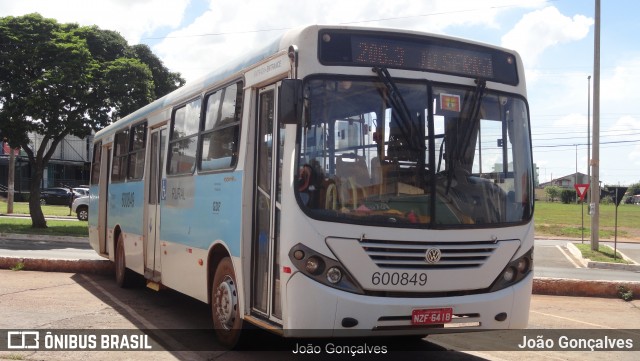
[296,76,533,227]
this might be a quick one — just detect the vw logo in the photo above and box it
[425,248,442,264]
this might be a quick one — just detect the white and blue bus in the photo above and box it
[88,25,534,348]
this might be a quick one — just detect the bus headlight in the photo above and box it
[289,243,364,294]
[305,256,323,274]
[489,247,533,292]
[516,258,529,273]
[502,267,516,282]
[326,267,342,284]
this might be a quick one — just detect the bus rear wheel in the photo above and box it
[211,257,244,349]
[115,234,136,288]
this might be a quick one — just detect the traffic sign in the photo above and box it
[608,186,628,207]
[574,184,589,201]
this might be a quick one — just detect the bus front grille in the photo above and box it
[361,239,498,269]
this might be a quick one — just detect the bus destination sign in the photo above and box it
[319,30,519,85]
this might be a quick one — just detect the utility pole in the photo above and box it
[575,144,578,204]
[587,75,591,207]
[590,0,601,251]
[7,149,15,214]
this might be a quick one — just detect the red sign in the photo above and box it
[411,308,453,325]
[440,94,461,112]
[2,142,20,156]
[574,184,590,201]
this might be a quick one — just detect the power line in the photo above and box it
[141,0,560,40]
[532,131,635,138]
[533,139,640,150]
[142,27,291,40]
[338,2,545,25]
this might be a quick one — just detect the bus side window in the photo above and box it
[127,122,147,180]
[168,98,200,175]
[111,129,129,183]
[91,141,102,186]
[200,82,243,171]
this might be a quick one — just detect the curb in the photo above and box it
[0,256,114,275]
[0,232,88,244]
[0,256,639,299]
[565,242,640,272]
[533,277,640,298]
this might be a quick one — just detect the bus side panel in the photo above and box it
[88,184,101,256]
[108,181,145,273]
[159,170,244,302]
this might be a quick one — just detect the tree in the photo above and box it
[102,57,155,118]
[544,186,561,202]
[0,14,184,228]
[560,189,576,204]
[129,44,185,98]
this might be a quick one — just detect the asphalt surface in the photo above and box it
[1,269,638,361]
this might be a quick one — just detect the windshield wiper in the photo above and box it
[372,67,423,153]
[445,79,486,193]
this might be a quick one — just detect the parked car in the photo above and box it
[73,187,90,197]
[72,196,89,221]
[39,188,73,206]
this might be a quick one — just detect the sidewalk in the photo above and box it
[0,212,77,220]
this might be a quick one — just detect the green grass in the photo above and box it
[1,200,72,217]
[573,243,631,264]
[0,217,88,237]
[534,201,640,239]
[0,201,87,237]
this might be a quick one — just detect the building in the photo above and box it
[0,133,91,198]
[538,172,590,190]
[536,172,593,202]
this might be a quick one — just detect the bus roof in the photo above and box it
[94,25,521,141]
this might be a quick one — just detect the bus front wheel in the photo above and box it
[211,257,244,349]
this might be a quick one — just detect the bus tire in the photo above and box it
[211,257,244,349]
[115,234,136,288]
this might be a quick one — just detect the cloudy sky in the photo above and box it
[2,0,639,186]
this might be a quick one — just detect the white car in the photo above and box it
[72,195,89,221]
[73,187,90,197]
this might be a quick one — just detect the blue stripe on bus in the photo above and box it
[107,181,145,235]
[160,170,244,257]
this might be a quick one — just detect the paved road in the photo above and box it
[0,238,103,261]
[1,270,639,361]
[534,239,640,281]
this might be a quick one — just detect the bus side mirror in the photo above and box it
[278,79,303,125]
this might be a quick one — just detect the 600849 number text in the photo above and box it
[371,272,427,286]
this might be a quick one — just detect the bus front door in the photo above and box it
[98,146,110,256]
[252,84,283,323]
[144,127,166,282]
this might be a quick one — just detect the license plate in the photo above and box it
[411,308,453,325]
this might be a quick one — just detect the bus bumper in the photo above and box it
[283,271,532,337]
